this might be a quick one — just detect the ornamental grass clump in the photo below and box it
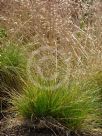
[11,80,100,130]
[90,72,102,128]
[0,44,26,90]
[0,44,26,113]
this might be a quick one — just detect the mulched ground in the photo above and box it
[0,116,73,136]
[0,125,55,136]
[0,114,102,136]
[0,119,72,136]
[0,125,86,136]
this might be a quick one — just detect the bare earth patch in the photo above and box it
[0,115,102,136]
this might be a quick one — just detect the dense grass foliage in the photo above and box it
[0,44,27,112]
[92,72,102,127]
[0,44,26,90]
[11,80,100,130]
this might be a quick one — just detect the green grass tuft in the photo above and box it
[11,80,100,130]
[0,43,27,112]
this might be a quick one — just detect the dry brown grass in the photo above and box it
[0,0,101,83]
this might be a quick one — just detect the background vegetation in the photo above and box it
[0,0,102,135]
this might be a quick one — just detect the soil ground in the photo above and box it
[0,114,102,136]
